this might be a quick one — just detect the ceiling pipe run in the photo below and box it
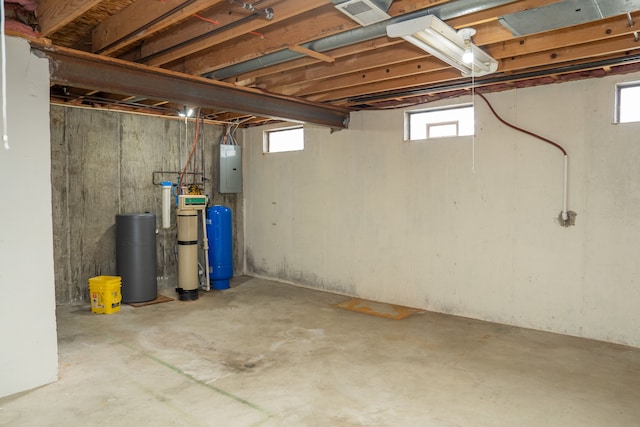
[207,0,519,80]
[137,13,261,63]
[95,0,198,55]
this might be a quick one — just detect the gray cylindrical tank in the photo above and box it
[116,213,157,303]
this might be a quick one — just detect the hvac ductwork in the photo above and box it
[207,0,519,80]
[333,0,393,26]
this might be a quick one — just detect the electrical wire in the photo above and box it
[194,13,219,25]
[475,92,567,156]
[1,0,8,150]
[179,107,202,190]
[476,91,571,222]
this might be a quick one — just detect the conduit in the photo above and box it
[95,0,198,55]
[179,107,202,189]
[476,92,574,226]
[138,13,261,63]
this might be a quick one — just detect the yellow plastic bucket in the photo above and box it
[88,276,122,314]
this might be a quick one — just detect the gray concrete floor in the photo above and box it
[2,277,640,426]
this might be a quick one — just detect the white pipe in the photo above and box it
[201,208,211,291]
[161,182,172,229]
[562,155,568,221]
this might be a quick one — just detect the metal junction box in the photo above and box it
[218,144,242,193]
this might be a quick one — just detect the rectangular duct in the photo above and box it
[499,0,640,36]
[334,0,392,26]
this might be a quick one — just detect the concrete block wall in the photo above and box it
[50,106,243,304]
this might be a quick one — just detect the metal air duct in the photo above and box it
[333,0,393,26]
[208,0,519,80]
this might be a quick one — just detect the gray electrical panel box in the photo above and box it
[218,144,242,193]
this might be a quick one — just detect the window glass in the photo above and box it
[407,105,474,140]
[265,127,304,153]
[617,83,640,124]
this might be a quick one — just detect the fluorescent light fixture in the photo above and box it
[386,15,498,77]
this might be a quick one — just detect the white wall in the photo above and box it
[0,37,58,397]
[244,71,640,348]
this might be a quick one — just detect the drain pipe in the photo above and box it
[476,92,574,227]
[562,155,568,222]
[208,0,519,80]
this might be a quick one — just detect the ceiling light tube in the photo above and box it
[387,15,498,77]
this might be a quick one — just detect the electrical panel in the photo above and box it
[219,145,242,193]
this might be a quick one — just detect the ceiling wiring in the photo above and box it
[476,92,566,156]
[179,107,202,190]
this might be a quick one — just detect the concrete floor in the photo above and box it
[2,277,640,426]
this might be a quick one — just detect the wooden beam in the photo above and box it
[144,0,332,67]
[32,43,350,129]
[179,4,355,75]
[246,8,640,100]
[179,0,455,76]
[134,2,343,64]
[487,11,640,59]
[224,37,403,84]
[288,45,335,63]
[281,58,448,97]
[499,35,640,70]
[92,0,224,55]
[306,68,463,103]
[256,44,427,90]
[37,0,103,37]
[305,36,640,103]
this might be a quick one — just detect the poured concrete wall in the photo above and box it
[51,107,243,304]
[0,37,58,398]
[244,71,640,348]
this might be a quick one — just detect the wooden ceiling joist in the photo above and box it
[38,0,104,37]
[92,0,223,55]
[288,45,335,63]
[144,0,331,67]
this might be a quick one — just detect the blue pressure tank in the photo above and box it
[206,205,233,290]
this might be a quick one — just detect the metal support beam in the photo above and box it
[31,43,350,129]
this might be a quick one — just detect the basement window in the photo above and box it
[616,82,640,124]
[406,105,474,141]
[264,126,304,153]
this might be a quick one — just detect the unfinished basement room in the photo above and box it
[2,0,640,425]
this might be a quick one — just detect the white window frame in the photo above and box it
[405,104,474,141]
[615,81,640,124]
[263,126,304,153]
